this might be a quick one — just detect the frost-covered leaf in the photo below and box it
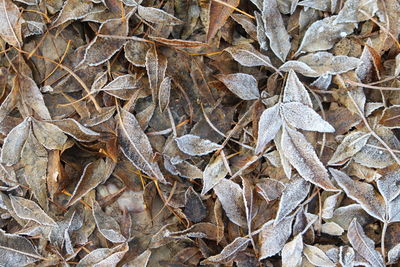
[330,168,385,221]
[0,0,23,47]
[77,243,128,267]
[118,109,166,183]
[275,176,310,224]
[296,16,354,54]
[52,0,93,27]
[31,118,67,150]
[213,178,247,227]
[175,134,222,156]
[1,118,30,166]
[255,104,282,154]
[225,44,274,68]
[322,192,342,219]
[262,0,291,61]
[51,118,100,142]
[298,52,360,76]
[201,237,250,264]
[216,73,260,100]
[99,74,138,100]
[137,5,182,25]
[388,243,400,265]
[280,60,320,77]
[335,0,378,24]
[347,219,385,267]
[380,106,400,128]
[93,201,126,243]
[184,187,207,223]
[282,126,337,191]
[328,131,371,165]
[282,234,303,267]
[10,195,56,226]
[303,244,336,267]
[283,69,312,107]
[158,77,171,112]
[124,250,151,267]
[281,102,335,132]
[201,154,228,195]
[0,229,42,267]
[259,215,294,259]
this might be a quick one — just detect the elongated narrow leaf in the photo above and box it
[175,134,222,156]
[216,73,260,100]
[225,44,274,68]
[201,237,250,264]
[10,195,56,226]
[281,102,335,132]
[347,219,385,267]
[213,178,247,227]
[19,75,51,120]
[158,76,171,112]
[330,168,385,221]
[255,104,282,154]
[282,126,337,191]
[0,0,23,47]
[262,0,291,61]
[207,0,239,42]
[138,6,183,25]
[51,118,100,142]
[118,109,166,183]
[283,70,312,107]
[0,229,43,267]
[93,201,126,243]
[77,243,128,267]
[1,117,30,165]
[99,74,138,100]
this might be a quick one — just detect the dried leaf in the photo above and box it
[67,158,114,206]
[0,229,42,267]
[77,243,128,267]
[330,168,385,221]
[255,104,282,154]
[282,234,303,267]
[280,60,319,77]
[380,106,400,128]
[347,218,385,267]
[0,0,23,47]
[216,73,260,100]
[124,250,151,267]
[10,195,56,226]
[328,131,371,165]
[124,40,150,67]
[201,154,228,195]
[388,243,400,265]
[31,118,67,150]
[137,5,182,25]
[213,178,247,227]
[259,215,294,259]
[52,0,93,27]
[99,74,138,100]
[225,44,274,68]
[93,201,126,243]
[275,176,310,224]
[175,134,222,156]
[282,126,337,191]
[118,109,166,183]
[184,187,207,223]
[303,244,335,267]
[158,76,171,112]
[283,69,312,107]
[281,102,335,132]
[334,0,378,24]
[1,118,30,166]
[262,0,291,61]
[207,0,239,42]
[201,237,250,264]
[51,118,100,142]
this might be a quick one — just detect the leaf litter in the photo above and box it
[0,0,399,265]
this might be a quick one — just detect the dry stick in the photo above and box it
[347,91,400,166]
[41,40,71,83]
[211,0,255,19]
[345,80,400,90]
[15,48,102,112]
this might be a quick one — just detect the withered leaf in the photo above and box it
[158,76,171,112]
[388,243,400,265]
[0,229,43,267]
[322,192,342,219]
[275,176,310,224]
[100,74,138,100]
[52,0,93,27]
[184,187,207,223]
[282,234,303,267]
[207,0,239,42]
[347,218,385,267]
[335,0,378,24]
[31,118,67,150]
[137,5,182,25]
[51,118,100,142]
[175,134,222,156]
[259,215,294,260]
[330,168,385,221]
[225,44,274,68]
[124,250,151,267]
[303,244,335,267]
[255,104,282,154]
[283,69,312,107]
[282,126,337,191]
[213,178,247,227]
[167,222,220,241]
[67,158,114,207]
[77,243,128,267]
[296,16,354,54]
[10,195,56,226]
[380,106,400,128]
[262,0,291,61]
[281,102,335,132]
[0,0,23,47]
[124,40,150,67]
[279,60,319,77]
[216,73,260,100]
[118,109,166,183]
[93,201,126,243]
[328,131,371,166]
[1,117,30,166]
[201,154,228,195]
[201,237,250,264]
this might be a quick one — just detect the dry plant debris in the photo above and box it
[0,0,399,266]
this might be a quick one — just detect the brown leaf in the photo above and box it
[207,0,240,42]
[380,106,400,128]
[0,0,23,47]
[77,243,128,267]
[224,44,274,68]
[10,195,56,226]
[31,118,67,150]
[158,76,171,112]
[93,201,126,243]
[201,154,228,195]
[118,109,166,184]
[51,118,100,142]
[184,187,207,223]
[216,73,260,100]
[137,6,183,25]
[201,237,250,264]
[0,117,30,166]
[52,0,93,27]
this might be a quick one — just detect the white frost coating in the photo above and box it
[175,134,222,156]
[216,73,260,100]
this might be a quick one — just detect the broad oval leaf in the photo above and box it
[216,73,260,100]
[282,234,303,267]
[334,0,378,24]
[328,131,371,165]
[31,118,67,150]
[175,134,222,156]
[225,44,274,68]
[1,117,30,166]
[282,126,337,191]
[281,102,335,133]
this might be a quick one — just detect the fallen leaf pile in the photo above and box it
[0,0,399,266]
